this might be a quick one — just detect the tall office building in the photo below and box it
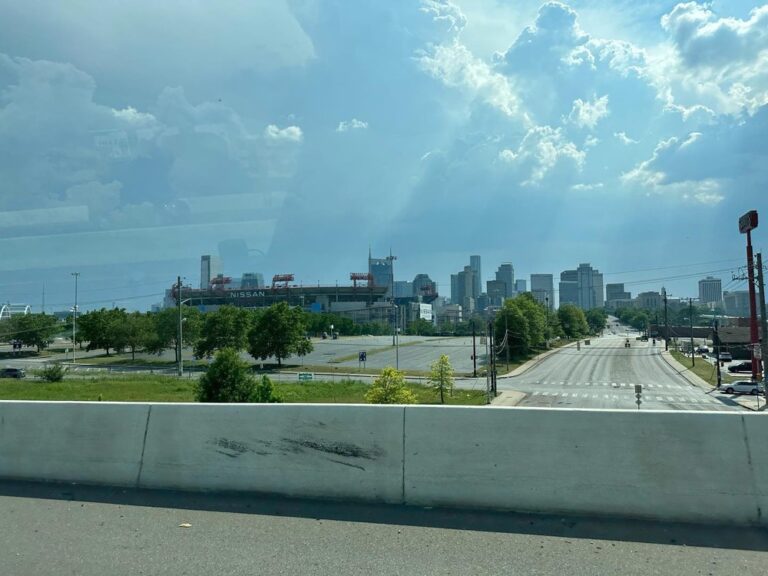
[606,283,630,302]
[515,279,527,293]
[559,270,579,307]
[487,280,506,307]
[469,255,482,300]
[698,276,722,304]
[394,280,413,298]
[530,274,554,310]
[450,274,459,304]
[240,272,264,289]
[495,264,514,298]
[200,254,221,290]
[576,263,603,310]
[457,265,476,312]
[368,250,394,297]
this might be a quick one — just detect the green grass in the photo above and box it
[0,375,196,402]
[670,351,737,386]
[76,355,209,368]
[0,375,487,405]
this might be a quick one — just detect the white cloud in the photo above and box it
[614,131,638,144]
[571,182,604,191]
[419,0,467,34]
[418,40,525,120]
[336,118,368,132]
[499,125,585,184]
[568,94,609,129]
[658,2,768,114]
[264,124,303,143]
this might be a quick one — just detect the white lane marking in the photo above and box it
[604,394,610,399]
[667,396,675,402]
[582,394,589,398]
[532,391,541,396]
[655,396,663,401]
[565,382,572,386]
[592,394,598,399]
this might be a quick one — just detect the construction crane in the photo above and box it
[350,273,373,288]
[272,274,294,289]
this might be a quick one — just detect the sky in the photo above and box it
[0,0,766,311]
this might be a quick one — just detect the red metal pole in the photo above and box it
[747,230,760,382]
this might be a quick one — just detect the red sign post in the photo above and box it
[739,210,760,383]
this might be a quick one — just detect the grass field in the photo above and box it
[670,351,737,386]
[0,375,487,405]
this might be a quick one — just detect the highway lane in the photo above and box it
[498,333,743,411]
[2,481,767,576]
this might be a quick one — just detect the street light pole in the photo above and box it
[177,276,183,377]
[387,251,397,346]
[71,272,79,363]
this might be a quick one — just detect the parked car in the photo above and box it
[695,346,710,354]
[727,361,755,374]
[0,367,26,379]
[717,351,733,362]
[720,380,764,395]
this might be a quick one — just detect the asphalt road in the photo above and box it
[1,481,767,576]
[498,331,744,412]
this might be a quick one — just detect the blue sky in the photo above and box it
[0,0,765,310]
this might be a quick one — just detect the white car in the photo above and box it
[720,380,765,395]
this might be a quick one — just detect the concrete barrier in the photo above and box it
[0,401,149,486]
[403,406,766,526]
[1,401,766,526]
[138,404,405,503]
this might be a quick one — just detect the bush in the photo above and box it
[365,367,416,404]
[40,364,66,382]
[253,375,282,403]
[196,348,256,403]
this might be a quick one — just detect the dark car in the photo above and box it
[727,361,755,373]
[0,367,26,379]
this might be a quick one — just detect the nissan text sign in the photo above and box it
[739,210,758,234]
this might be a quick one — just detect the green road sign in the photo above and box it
[298,372,314,381]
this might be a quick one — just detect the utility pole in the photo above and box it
[71,272,79,363]
[471,319,477,378]
[689,298,695,367]
[177,276,183,377]
[41,283,45,315]
[545,296,550,349]
[485,322,491,404]
[663,287,669,351]
[756,252,768,396]
[505,315,510,372]
[714,319,722,389]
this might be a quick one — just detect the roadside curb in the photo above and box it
[490,390,527,406]
[500,340,581,379]
[660,350,713,392]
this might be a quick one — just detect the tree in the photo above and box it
[148,307,202,362]
[406,318,435,336]
[428,354,454,403]
[77,308,130,356]
[122,312,154,360]
[585,308,608,335]
[495,300,531,357]
[196,348,257,403]
[194,305,253,358]
[7,313,61,352]
[557,305,589,339]
[365,367,416,404]
[248,302,313,367]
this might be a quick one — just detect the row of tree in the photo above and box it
[492,295,607,359]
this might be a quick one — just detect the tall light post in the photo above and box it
[386,251,397,346]
[71,272,80,363]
